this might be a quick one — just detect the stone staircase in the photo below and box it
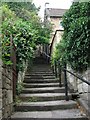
[10,57,88,120]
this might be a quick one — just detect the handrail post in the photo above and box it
[47,55,48,63]
[64,63,69,101]
[51,65,54,74]
[58,61,62,87]
[47,56,49,63]
[55,60,57,78]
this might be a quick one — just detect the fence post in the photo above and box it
[55,60,57,78]
[58,61,62,87]
[64,63,69,101]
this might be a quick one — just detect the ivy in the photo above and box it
[1,2,52,71]
[52,2,90,72]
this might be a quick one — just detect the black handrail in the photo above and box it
[62,67,90,85]
[41,51,90,101]
[64,63,69,101]
[58,61,62,87]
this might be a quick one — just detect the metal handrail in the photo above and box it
[62,67,90,85]
[41,51,90,101]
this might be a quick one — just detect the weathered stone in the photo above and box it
[0,110,2,120]
[0,89,2,99]
[7,90,13,104]
[10,57,88,120]
[1,65,14,119]
[0,79,2,89]
[0,98,2,109]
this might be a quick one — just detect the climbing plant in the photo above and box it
[1,2,52,71]
[7,2,52,44]
[1,4,16,65]
[52,2,90,72]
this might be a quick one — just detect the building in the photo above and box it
[44,8,68,55]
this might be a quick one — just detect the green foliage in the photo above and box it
[52,2,90,72]
[1,2,52,71]
[7,2,51,44]
[16,82,23,95]
[51,40,66,66]
[15,96,22,104]
[13,20,36,71]
[28,97,38,102]
[1,5,34,70]
[1,4,15,65]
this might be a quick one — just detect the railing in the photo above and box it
[41,51,90,101]
[10,35,17,101]
[50,30,64,55]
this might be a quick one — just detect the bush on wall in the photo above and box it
[52,2,90,72]
[1,2,52,71]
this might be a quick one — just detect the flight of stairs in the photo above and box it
[10,57,88,120]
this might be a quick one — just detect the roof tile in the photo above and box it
[46,8,68,17]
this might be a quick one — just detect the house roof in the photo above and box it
[46,8,68,17]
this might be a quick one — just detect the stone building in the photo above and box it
[44,8,67,54]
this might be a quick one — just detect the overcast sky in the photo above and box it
[33,0,73,19]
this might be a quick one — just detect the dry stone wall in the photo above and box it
[67,66,90,103]
[1,65,13,119]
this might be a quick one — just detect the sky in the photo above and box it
[33,0,73,19]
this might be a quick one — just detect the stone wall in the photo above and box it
[2,65,13,119]
[0,60,28,119]
[17,61,28,94]
[18,61,28,83]
[67,66,90,103]
[49,17,63,44]
[50,17,61,31]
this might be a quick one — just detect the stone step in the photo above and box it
[19,93,72,102]
[21,87,65,94]
[31,67,51,70]
[26,71,53,74]
[24,76,56,79]
[31,65,51,68]
[23,83,60,88]
[23,79,59,83]
[30,70,52,72]
[25,73,54,76]
[15,100,77,111]
[10,109,88,120]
